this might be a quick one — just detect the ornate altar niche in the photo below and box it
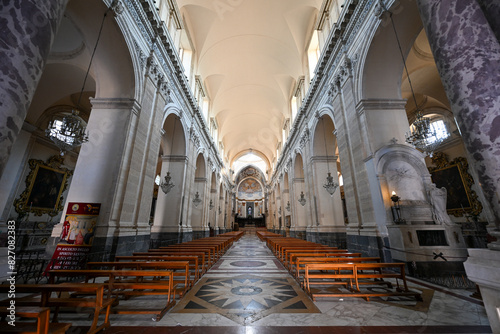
[234,167,266,227]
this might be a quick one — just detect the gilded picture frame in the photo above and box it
[14,156,73,216]
[428,153,482,217]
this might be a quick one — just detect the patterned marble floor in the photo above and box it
[66,233,492,333]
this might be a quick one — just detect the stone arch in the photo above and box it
[312,114,337,157]
[374,144,434,224]
[191,153,208,233]
[360,0,423,100]
[65,0,135,100]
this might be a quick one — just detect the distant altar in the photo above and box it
[235,214,265,227]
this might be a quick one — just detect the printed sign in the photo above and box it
[45,202,101,272]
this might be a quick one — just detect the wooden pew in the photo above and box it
[303,262,422,301]
[283,249,352,270]
[152,246,215,267]
[304,263,357,298]
[136,251,207,273]
[219,231,244,240]
[294,256,380,281]
[86,261,191,297]
[0,306,71,334]
[48,269,175,321]
[287,252,362,273]
[115,255,200,281]
[163,240,225,258]
[0,283,113,334]
[279,246,344,264]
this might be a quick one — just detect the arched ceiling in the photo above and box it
[177,0,322,168]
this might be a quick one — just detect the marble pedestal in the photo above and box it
[387,224,468,276]
[464,248,500,333]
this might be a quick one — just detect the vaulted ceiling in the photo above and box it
[176,0,323,170]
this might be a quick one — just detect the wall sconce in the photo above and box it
[298,191,307,206]
[209,199,214,210]
[193,192,202,207]
[160,171,175,194]
[390,191,406,224]
[285,201,291,212]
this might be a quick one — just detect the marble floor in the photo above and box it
[65,233,492,333]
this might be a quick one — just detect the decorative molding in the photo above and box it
[299,128,310,148]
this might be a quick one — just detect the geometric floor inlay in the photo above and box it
[171,274,320,325]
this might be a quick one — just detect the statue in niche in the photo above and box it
[247,206,252,218]
[428,183,453,225]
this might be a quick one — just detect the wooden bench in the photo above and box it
[151,246,215,267]
[289,253,362,274]
[48,269,175,321]
[135,251,208,274]
[0,283,113,334]
[279,246,344,264]
[283,249,352,270]
[219,231,244,240]
[115,255,200,281]
[86,261,192,297]
[294,256,380,281]
[303,262,422,301]
[0,306,71,334]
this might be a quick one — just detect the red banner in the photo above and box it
[45,202,101,273]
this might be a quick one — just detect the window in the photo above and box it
[307,30,320,80]
[233,153,268,180]
[427,119,449,143]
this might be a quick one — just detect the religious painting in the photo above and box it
[14,155,73,216]
[430,165,470,211]
[237,177,263,200]
[428,153,482,217]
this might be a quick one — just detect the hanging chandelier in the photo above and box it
[46,111,89,155]
[405,111,443,156]
[321,117,339,196]
[385,8,444,156]
[46,10,111,155]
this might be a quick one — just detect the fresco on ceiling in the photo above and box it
[237,178,263,200]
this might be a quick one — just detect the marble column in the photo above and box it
[417,2,500,331]
[0,0,69,177]
[416,0,500,241]
[477,0,500,43]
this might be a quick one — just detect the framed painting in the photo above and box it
[430,164,471,212]
[428,153,482,217]
[14,155,73,216]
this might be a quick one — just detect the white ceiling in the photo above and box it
[177,0,323,169]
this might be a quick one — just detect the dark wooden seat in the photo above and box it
[86,261,192,297]
[115,255,200,281]
[0,283,113,334]
[0,306,71,334]
[47,269,175,321]
[303,262,422,301]
[294,256,380,281]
